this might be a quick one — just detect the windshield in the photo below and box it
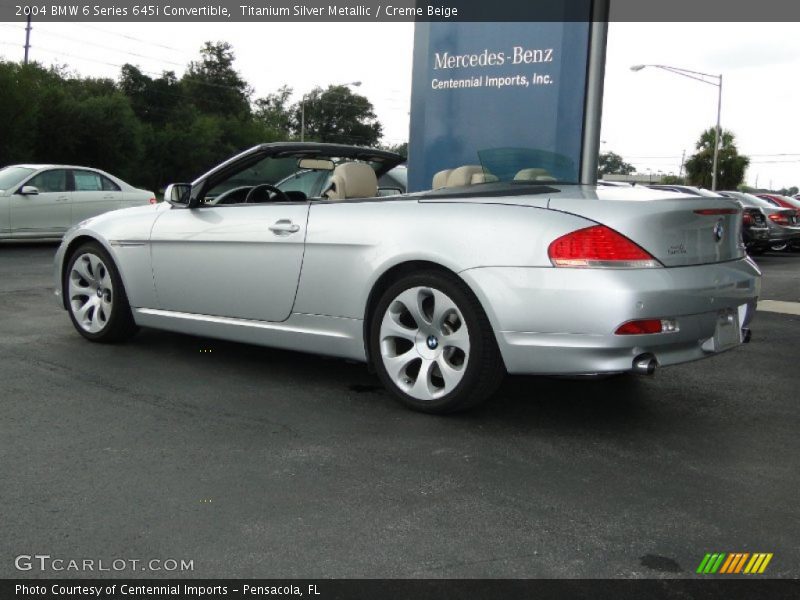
[0,166,35,191]
[476,147,577,184]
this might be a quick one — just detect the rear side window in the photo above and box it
[28,169,68,193]
[73,170,103,191]
[101,175,120,191]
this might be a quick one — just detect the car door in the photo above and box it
[10,169,70,236]
[70,169,120,223]
[149,202,310,322]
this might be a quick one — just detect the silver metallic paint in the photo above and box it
[55,185,761,376]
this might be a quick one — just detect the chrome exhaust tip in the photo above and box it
[741,327,752,344]
[632,353,658,375]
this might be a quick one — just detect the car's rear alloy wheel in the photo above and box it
[371,271,504,413]
[65,242,137,342]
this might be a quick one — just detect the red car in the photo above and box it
[756,194,800,250]
[757,193,800,213]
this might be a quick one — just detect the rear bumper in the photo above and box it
[461,258,761,375]
[743,226,769,245]
[767,224,800,242]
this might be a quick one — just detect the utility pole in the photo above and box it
[23,14,32,64]
[679,149,686,181]
[630,65,723,190]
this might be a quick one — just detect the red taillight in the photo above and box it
[742,213,753,225]
[615,318,679,335]
[547,225,660,268]
[149,197,157,204]
[769,213,790,225]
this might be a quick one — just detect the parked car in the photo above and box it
[0,165,155,240]
[719,191,800,253]
[646,184,721,197]
[756,193,800,213]
[54,143,759,414]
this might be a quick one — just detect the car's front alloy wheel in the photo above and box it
[69,253,114,333]
[371,271,504,413]
[65,242,137,343]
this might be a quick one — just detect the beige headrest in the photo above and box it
[325,162,378,200]
[446,165,484,188]
[471,172,499,184]
[514,168,555,182]
[432,169,452,189]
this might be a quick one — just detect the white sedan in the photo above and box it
[0,164,156,240]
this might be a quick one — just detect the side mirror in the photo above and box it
[19,185,39,195]
[164,183,191,207]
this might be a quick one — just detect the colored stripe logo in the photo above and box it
[696,553,773,574]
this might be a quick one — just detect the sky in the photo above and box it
[1,20,798,189]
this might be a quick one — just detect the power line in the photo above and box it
[74,22,187,53]
[0,23,187,68]
[35,26,187,67]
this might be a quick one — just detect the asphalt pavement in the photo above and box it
[1,242,798,579]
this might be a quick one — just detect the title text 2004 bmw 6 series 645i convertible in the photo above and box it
[54,143,761,413]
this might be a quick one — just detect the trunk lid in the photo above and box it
[547,186,746,267]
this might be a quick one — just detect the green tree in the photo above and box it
[598,151,635,177]
[254,85,294,138]
[1,42,386,194]
[684,128,749,190]
[119,65,181,125]
[183,41,252,118]
[660,175,686,185]
[381,142,408,158]
[295,85,382,146]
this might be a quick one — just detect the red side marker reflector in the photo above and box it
[149,197,157,204]
[615,319,663,335]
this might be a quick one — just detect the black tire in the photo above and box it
[64,242,138,343]
[369,270,505,414]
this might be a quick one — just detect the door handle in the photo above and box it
[57,196,68,202]
[269,220,300,234]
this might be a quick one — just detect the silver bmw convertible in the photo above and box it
[54,143,760,413]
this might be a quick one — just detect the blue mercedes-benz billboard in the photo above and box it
[408,5,605,192]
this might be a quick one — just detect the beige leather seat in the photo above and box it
[432,169,452,190]
[325,162,378,200]
[445,165,484,188]
[514,168,557,182]
[471,172,499,184]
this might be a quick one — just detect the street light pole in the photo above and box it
[711,74,723,192]
[631,64,723,190]
[300,81,362,143]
